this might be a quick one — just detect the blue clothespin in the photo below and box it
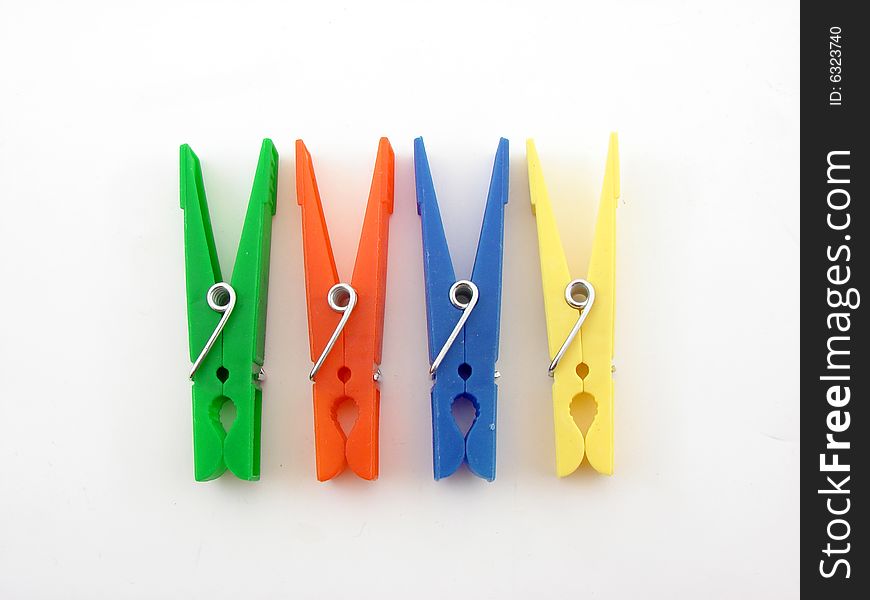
[413,137,509,481]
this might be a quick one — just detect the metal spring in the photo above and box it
[548,279,595,377]
[189,282,236,380]
[430,279,479,376]
[309,282,358,381]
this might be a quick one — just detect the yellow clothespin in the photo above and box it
[527,134,620,476]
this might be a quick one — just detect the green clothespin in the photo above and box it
[180,139,278,481]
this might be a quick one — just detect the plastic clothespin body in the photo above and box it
[414,138,509,481]
[180,140,278,481]
[296,138,394,481]
[527,134,619,476]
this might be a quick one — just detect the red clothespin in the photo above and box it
[296,138,394,481]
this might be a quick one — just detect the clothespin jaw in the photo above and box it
[413,138,459,361]
[296,138,394,481]
[413,138,509,481]
[527,134,619,477]
[180,139,279,481]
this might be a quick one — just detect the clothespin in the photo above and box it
[296,138,394,481]
[413,138,509,481]
[526,134,620,476]
[180,139,278,481]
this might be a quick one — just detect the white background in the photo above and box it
[0,1,799,598]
